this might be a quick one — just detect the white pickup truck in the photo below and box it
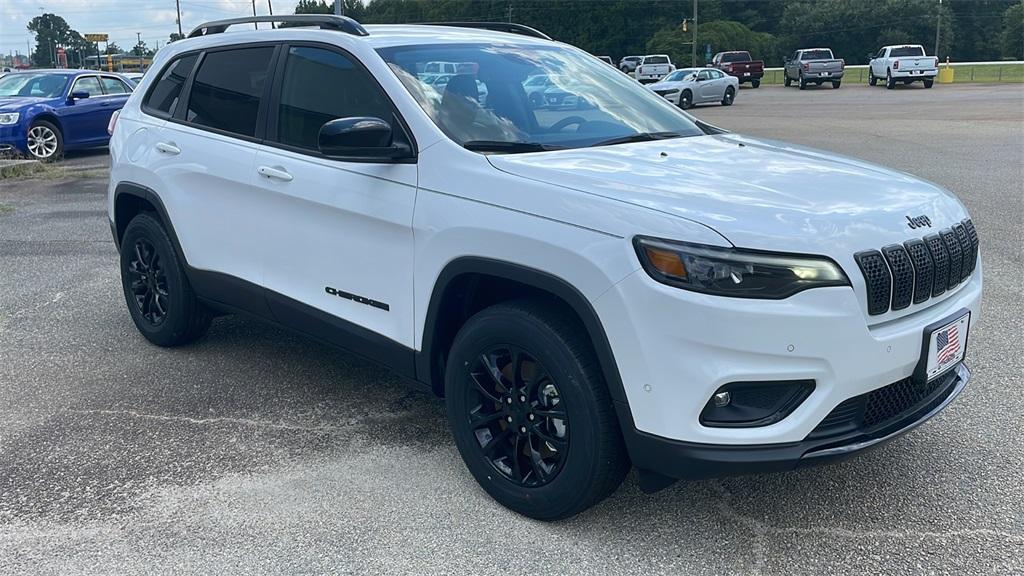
[868,45,938,89]
[634,54,675,83]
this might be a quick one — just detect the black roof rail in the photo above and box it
[187,15,368,38]
[420,22,551,41]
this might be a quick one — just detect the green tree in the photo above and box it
[169,32,185,43]
[27,13,89,68]
[1000,1,1023,59]
[104,42,123,55]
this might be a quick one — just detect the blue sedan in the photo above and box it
[0,69,134,160]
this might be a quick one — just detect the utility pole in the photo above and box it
[335,0,343,16]
[934,0,942,58]
[252,0,258,29]
[691,0,698,67]
[507,3,513,23]
[175,0,183,37]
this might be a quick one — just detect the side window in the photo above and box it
[144,53,198,118]
[100,76,130,94]
[697,70,711,81]
[186,46,275,137]
[275,46,393,152]
[72,76,102,97]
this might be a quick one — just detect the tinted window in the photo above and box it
[145,53,198,117]
[276,46,393,151]
[891,46,925,57]
[186,47,274,137]
[100,76,130,94]
[801,49,833,60]
[72,76,102,97]
[720,52,751,63]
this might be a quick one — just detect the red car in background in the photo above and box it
[711,51,764,88]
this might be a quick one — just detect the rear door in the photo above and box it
[97,75,133,132]
[152,44,278,294]
[252,43,418,351]
[696,69,717,101]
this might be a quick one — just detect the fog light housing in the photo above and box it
[700,380,815,428]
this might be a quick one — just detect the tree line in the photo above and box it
[296,0,1023,66]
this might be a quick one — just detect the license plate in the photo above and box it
[924,312,970,381]
[822,72,830,77]
[743,72,750,76]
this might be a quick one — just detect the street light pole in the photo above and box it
[934,0,942,58]
[175,0,183,37]
[335,0,343,16]
[136,32,142,72]
[691,0,698,67]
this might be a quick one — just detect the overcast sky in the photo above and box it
[1,0,300,55]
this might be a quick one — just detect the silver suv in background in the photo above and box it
[619,55,642,74]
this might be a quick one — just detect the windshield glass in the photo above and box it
[800,50,833,61]
[891,46,925,57]
[664,69,700,82]
[378,43,704,151]
[0,73,69,98]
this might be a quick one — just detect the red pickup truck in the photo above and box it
[711,51,764,88]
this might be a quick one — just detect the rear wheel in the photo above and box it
[832,80,841,89]
[868,70,877,86]
[799,74,807,90]
[721,86,735,106]
[445,301,629,520]
[923,78,934,89]
[679,89,693,109]
[120,213,212,346]
[751,79,760,88]
[886,70,896,89]
[784,74,792,87]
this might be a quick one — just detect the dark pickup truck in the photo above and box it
[711,51,764,88]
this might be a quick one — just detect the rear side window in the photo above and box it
[275,46,392,152]
[644,56,669,64]
[721,52,751,63]
[891,46,925,57]
[801,50,833,60]
[144,53,198,117]
[186,46,275,137]
[100,76,130,94]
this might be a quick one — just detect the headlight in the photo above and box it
[0,113,19,125]
[634,236,850,299]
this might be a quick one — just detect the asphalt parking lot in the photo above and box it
[1,83,1022,575]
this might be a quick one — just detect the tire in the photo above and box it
[26,120,63,161]
[751,79,760,88]
[924,78,934,89]
[679,89,693,109]
[444,300,629,520]
[721,86,735,106]
[799,74,807,90]
[832,80,841,89]
[119,212,212,347]
[784,74,792,87]
[868,70,877,86]
[886,70,896,89]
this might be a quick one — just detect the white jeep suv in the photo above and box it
[108,16,981,520]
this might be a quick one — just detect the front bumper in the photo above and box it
[651,90,681,105]
[0,124,29,156]
[623,363,968,481]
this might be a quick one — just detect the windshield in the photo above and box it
[378,43,704,152]
[720,52,751,63]
[800,50,833,61]
[663,69,699,82]
[891,46,925,57]
[0,73,69,98]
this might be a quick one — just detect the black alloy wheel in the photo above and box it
[464,346,568,487]
[127,238,170,325]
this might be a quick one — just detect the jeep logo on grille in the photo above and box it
[906,215,932,229]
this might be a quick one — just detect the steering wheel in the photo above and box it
[547,116,587,133]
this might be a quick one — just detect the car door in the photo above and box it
[696,69,716,101]
[710,69,728,99]
[786,52,799,78]
[60,75,107,144]
[871,48,887,76]
[252,43,418,352]
[96,75,133,134]
[150,44,278,294]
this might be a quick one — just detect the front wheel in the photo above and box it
[26,121,63,161]
[679,90,693,109]
[751,79,760,88]
[721,86,735,106]
[445,301,629,520]
[120,213,212,346]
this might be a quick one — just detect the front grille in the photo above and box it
[808,370,958,439]
[856,219,978,315]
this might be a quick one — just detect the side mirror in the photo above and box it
[317,117,412,161]
[69,91,90,101]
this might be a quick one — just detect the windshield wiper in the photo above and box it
[462,141,565,153]
[588,131,688,148]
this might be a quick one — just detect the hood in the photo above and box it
[487,133,968,257]
[0,97,55,112]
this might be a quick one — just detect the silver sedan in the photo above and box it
[647,67,739,109]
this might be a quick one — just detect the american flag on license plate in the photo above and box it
[936,325,960,364]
